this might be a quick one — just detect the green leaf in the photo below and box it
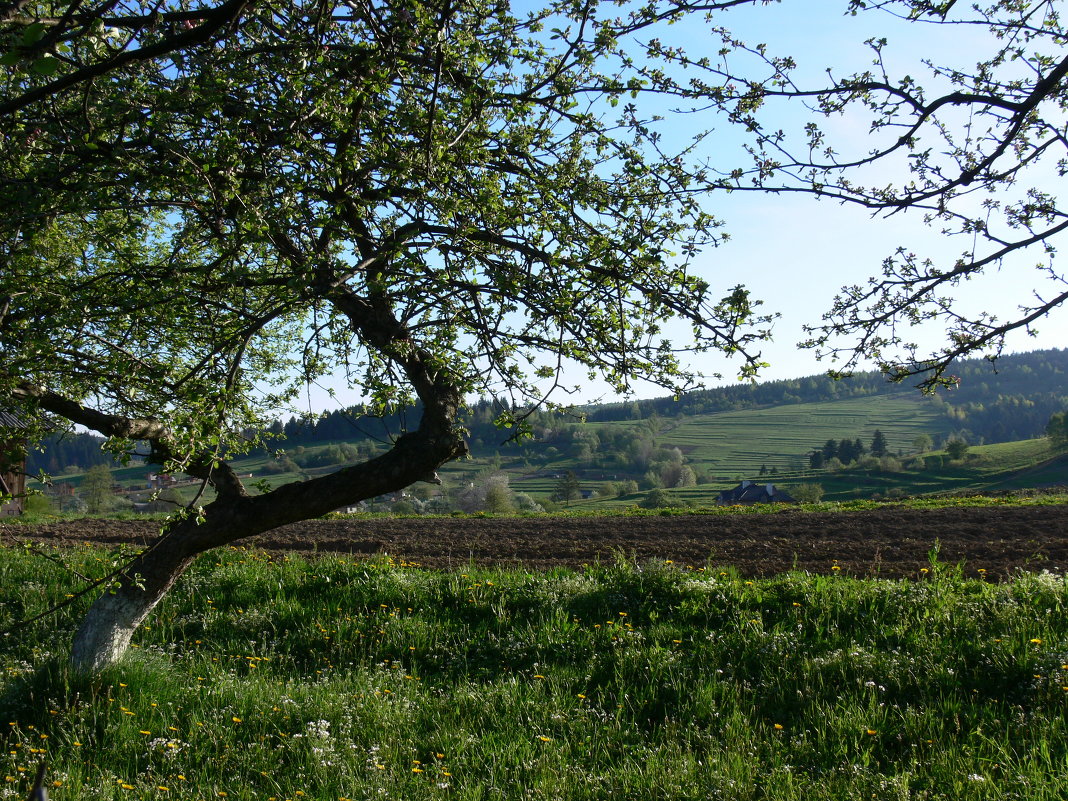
[29,57,61,76]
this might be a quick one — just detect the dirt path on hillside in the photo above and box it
[3,504,1068,579]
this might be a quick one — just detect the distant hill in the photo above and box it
[585,348,1068,438]
[24,349,1068,510]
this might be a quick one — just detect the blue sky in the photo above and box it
[590,0,1068,398]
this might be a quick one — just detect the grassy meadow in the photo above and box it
[2,543,1067,800]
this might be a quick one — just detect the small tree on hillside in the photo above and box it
[483,476,518,514]
[639,488,679,509]
[1047,412,1068,450]
[945,438,970,461]
[870,430,889,458]
[552,471,582,506]
[791,483,825,504]
[81,465,115,515]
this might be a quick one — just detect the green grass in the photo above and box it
[2,544,1068,800]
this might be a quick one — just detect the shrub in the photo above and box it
[791,483,825,503]
[639,488,679,509]
[21,494,54,518]
[945,438,970,460]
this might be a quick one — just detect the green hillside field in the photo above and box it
[651,393,955,477]
[27,385,1065,515]
[572,437,1067,510]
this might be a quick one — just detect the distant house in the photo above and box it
[715,480,796,505]
[0,411,28,517]
[146,472,179,490]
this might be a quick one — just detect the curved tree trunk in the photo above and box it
[68,399,467,673]
[70,530,195,674]
[38,288,469,674]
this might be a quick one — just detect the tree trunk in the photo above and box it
[68,412,467,673]
[70,534,194,674]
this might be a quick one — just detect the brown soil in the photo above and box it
[4,504,1068,579]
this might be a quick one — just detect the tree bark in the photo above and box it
[70,526,196,674]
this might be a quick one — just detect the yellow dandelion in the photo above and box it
[773,724,783,730]
[538,736,551,742]
[1031,638,1043,644]
[865,729,877,736]
[232,717,242,723]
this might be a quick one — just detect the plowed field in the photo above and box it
[4,504,1068,579]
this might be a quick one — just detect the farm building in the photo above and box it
[715,480,796,505]
[0,410,28,517]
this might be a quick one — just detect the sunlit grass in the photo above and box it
[2,545,1067,799]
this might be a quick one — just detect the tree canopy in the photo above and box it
[1,0,775,671]
[2,0,1067,671]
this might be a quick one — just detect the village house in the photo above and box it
[715,480,796,505]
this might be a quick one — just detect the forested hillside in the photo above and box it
[588,349,1068,436]
[264,348,1068,452]
[26,349,1068,477]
